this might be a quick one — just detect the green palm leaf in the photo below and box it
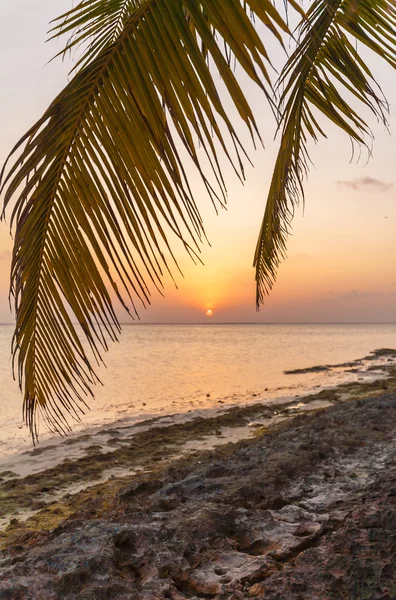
[1,0,289,439]
[49,1,145,71]
[254,0,396,306]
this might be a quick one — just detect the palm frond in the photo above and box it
[1,0,289,439]
[254,0,396,306]
[49,1,142,71]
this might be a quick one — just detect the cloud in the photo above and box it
[336,177,393,192]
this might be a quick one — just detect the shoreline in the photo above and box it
[0,349,395,529]
[0,341,394,461]
[0,350,395,597]
[0,347,393,471]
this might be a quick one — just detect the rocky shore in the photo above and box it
[0,355,395,599]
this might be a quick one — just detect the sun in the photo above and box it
[205,309,213,317]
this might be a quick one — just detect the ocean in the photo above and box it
[0,323,395,457]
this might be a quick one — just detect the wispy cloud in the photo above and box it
[336,177,393,192]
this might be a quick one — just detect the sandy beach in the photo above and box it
[0,349,395,599]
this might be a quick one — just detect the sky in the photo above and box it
[0,1,395,324]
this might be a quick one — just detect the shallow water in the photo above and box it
[1,323,395,456]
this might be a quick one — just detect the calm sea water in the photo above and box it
[0,323,396,456]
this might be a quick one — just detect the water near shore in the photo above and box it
[1,323,396,456]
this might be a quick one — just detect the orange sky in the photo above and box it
[0,1,395,324]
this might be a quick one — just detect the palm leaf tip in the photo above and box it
[1,0,289,438]
[254,0,395,307]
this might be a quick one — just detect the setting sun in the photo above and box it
[205,309,213,317]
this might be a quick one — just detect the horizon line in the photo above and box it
[120,321,396,325]
[1,321,396,326]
